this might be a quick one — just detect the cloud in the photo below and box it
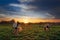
[0,2,55,19]
[9,3,54,18]
[0,0,60,19]
[9,4,37,10]
[18,0,34,3]
[0,13,23,19]
[44,13,55,19]
[0,11,55,19]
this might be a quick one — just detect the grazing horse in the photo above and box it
[18,26,23,32]
[13,22,22,36]
[44,24,50,31]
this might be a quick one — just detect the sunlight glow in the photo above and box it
[13,16,60,23]
[22,16,30,23]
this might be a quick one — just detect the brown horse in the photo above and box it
[44,24,50,31]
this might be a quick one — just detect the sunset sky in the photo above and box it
[0,0,60,23]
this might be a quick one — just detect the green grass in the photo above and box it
[0,24,60,40]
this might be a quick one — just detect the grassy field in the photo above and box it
[0,24,60,40]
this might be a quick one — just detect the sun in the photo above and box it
[22,16,30,23]
[24,21,29,23]
[23,19,29,23]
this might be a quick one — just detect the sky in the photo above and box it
[0,0,60,22]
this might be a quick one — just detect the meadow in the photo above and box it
[0,23,60,40]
